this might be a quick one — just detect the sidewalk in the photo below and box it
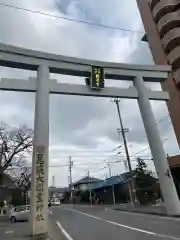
[113,204,180,217]
[0,216,66,240]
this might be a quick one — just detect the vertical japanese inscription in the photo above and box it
[35,149,45,222]
[91,66,104,90]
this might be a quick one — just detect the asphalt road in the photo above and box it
[0,213,65,240]
[0,221,28,240]
[51,204,180,240]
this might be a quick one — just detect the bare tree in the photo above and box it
[0,122,33,186]
[7,162,32,189]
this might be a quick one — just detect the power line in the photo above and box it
[53,146,121,153]
[49,146,120,153]
[48,114,169,157]
[0,2,144,34]
[127,115,170,140]
[126,115,171,157]
[130,136,174,158]
[8,157,153,170]
[156,115,170,124]
[47,158,153,168]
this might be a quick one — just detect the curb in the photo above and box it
[114,208,180,218]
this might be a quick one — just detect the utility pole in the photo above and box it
[107,164,112,178]
[52,176,55,188]
[68,176,70,186]
[68,156,73,202]
[107,164,116,205]
[25,191,28,206]
[0,144,4,185]
[87,171,92,207]
[111,98,136,205]
[117,130,129,172]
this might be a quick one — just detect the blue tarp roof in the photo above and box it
[90,171,135,190]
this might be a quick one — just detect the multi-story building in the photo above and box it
[137,0,180,146]
[137,0,180,194]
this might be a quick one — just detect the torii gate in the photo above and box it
[0,43,179,236]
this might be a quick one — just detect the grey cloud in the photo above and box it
[127,38,154,65]
[50,96,114,147]
[55,0,140,29]
[1,0,178,187]
[65,98,174,148]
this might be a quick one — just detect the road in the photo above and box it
[0,212,66,240]
[51,204,180,240]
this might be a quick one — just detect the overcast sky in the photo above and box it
[0,0,179,187]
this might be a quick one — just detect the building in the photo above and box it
[90,172,135,204]
[168,155,180,196]
[71,171,160,205]
[137,0,180,146]
[90,171,159,204]
[48,187,69,203]
[136,0,180,169]
[72,176,102,192]
[71,176,102,203]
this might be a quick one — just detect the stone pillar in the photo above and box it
[134,75,180,215]
[30,64,50,235]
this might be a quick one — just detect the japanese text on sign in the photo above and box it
[91,66,104,90]
[35,151,45,222]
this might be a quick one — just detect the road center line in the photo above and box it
[63,207,180,240]
[56,221,74,240]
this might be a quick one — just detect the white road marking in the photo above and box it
[56,221,74,240]
[48,210,53,214]
[5,230,14,234]
[63,207,180,240]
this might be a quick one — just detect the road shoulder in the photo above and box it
[48,216,67,240]
[0,217,66,240]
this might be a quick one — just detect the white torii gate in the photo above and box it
[0,43,180,236]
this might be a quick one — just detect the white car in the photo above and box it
[10,205,30,223]
[52,201,61,206]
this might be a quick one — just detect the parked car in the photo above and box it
[9,205,30,223]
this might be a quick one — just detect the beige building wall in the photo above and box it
[137,0,180,147]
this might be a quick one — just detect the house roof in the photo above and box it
[90,171,136,190]
[49,187,68,194]
[72,176,102,186]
